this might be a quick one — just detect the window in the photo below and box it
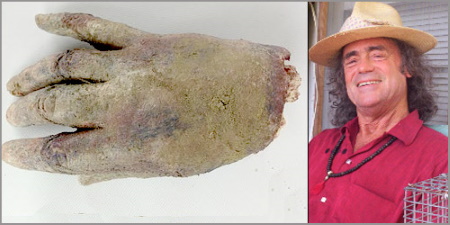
[390,2,448,125]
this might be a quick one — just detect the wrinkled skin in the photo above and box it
[3,13,300,185]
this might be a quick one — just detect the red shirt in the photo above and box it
[308,110,448,223]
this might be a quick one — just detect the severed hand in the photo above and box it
[3,13,300,185]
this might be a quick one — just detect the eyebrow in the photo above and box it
[343,51,358,60]
[368,45,386,52]
[343,45,387,60]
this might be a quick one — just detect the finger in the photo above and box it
[2,129,109,174]
[7,49,116,96]
[6,84,107,128]
[35,13,152,50]
[2,129,164,176]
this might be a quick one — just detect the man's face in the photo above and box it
[342,38,411,113]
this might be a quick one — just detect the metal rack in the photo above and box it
[404,174,448,223]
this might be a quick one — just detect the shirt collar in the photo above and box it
[340,110,423,146]
[387,110,423,145]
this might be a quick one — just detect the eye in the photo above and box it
[371,51,386,60]
[344,57,358,66]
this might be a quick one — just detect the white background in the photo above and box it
[2,2,308,223]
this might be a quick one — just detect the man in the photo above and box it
[308,2,448,223]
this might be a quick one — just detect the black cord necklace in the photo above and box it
[311,134,397,194]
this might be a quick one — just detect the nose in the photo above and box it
[358,56,375,73]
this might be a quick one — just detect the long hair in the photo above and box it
[328,38,437,127]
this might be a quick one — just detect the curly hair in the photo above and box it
[328,38,437,127]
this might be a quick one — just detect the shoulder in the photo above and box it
[422,124,448,136]
[310,127,340,141]
[417,125,448,147]
[413,125,448,173]
[309,128,342,150]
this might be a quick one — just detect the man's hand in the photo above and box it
[3,13,300,185]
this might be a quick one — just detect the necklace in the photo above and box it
[311,134,397,194]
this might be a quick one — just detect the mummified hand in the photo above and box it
[3,13,300,185]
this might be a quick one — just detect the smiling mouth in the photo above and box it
[357,80,381,87]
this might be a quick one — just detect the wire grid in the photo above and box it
[404,174,448,223]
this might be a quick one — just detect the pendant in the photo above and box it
[311,171,332,195]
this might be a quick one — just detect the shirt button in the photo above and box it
[321,197,327,203]
[346,159,352,164]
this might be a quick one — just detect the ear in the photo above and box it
[404,71,412,78]
[402,67,412,78]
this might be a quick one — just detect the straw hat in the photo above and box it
[309,2,437,67]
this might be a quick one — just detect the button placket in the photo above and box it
[334,142,353,171]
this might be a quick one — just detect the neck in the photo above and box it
[358,109,408,135]
[354,105,409,151]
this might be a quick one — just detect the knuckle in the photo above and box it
[55,49,89,80]
[37,87,57,121]
[40,135,72,173]
[56,50,79,78]
[40,132,77,174]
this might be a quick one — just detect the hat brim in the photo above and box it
[309,26,437,67]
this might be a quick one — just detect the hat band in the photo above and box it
[339,16,393,32]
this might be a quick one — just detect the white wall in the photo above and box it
[2,2,308,223]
